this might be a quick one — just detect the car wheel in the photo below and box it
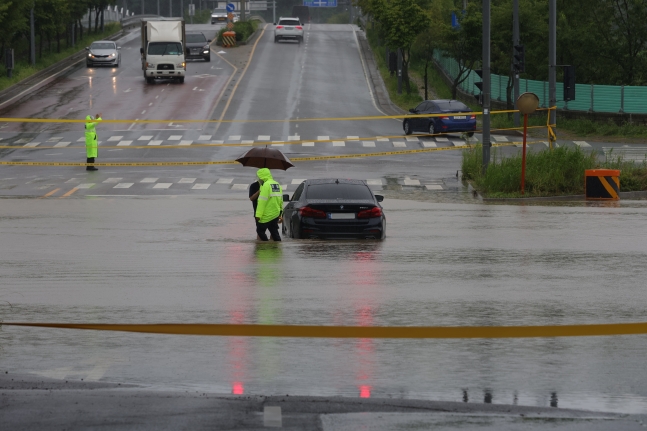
[428,121,436,136]
[86,63,91,68]
[467,132,474,137]
[290,222,296,239]
[205,56,211,62]
[403,120,412,135]
[274,36,278,43]
[179,77,185,84]
[146,77,154,84]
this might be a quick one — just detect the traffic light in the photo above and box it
[513,44,525,73]
[563,65,575,101]
[474,69,483,104]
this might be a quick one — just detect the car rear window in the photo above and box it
[306,184,373,200]
[435,101,468,111]
[186,34,207,43]
[278,19,300,26]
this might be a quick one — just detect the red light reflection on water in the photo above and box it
[359,385,372,398]
[232,382,244,395]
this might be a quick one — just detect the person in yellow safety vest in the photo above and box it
[254,168,283,241]
[84,113,102,171]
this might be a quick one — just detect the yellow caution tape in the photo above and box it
[0,141,545,167]
[3,321,647,338]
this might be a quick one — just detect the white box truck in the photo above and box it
[140,18,186,84]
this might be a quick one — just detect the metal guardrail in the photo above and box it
[120,14,163,29]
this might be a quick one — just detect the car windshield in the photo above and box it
[147,42,182,55]
[186,34,207,43]
[90,42,115,50]
[279,19,300,26]
[435,101,468,111]
[306,184,374,200]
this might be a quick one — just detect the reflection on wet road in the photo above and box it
[1,196,647,414]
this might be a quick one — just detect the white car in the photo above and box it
[211,8,239,24]
[274,17,304,43]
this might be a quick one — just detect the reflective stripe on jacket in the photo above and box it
[255,168,283,223]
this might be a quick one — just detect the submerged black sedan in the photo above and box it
[282,179,386,240]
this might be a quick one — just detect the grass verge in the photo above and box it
[217,20,259,44]
[462,145,647,197]
[0,23,121,93]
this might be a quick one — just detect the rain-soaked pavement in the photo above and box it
[2,193,647,416]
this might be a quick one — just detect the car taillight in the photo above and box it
[299,206,326,219]
[440,116,449,119]
[276,25,284,29]
[470,115,476,119]
[357,207,382,219]
[296,26,303,29]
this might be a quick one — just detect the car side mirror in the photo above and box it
[207,39,211,43]
[117,46,121,50]
[273,22,277,25]
[375,195,384,202]
[283,194,290,202]
[409,108,416,113]
[85,47,89,51]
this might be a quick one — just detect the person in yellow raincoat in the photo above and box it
[85,113,102,171]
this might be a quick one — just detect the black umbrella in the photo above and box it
[235,146,295,170]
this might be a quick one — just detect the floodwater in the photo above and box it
[1,195,647,414]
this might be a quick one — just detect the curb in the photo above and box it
[481,190,647,202]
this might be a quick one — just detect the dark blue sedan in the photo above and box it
[403,99,476,137]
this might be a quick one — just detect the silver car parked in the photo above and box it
[86,41,120,67]
[274,17,304,43]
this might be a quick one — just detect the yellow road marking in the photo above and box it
[60,188,78,198]
[3,321,647,338]
[39,188,60,198]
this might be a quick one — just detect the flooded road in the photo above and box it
[1,195,647,414]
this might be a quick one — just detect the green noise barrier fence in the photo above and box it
[433,50,647,115]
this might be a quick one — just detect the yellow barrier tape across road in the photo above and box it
[0,141,546,167]
[3,321,647,338]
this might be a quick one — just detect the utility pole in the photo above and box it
[158,0,160,15]
[181,0,184,18]
[397,48,403,95]
[169,0,172,17]
[142,0,145,14]
[548,0,557,137]
[481,0,491,172]
[513,0,520,127]
[241,0,246,22]
[30,4,35,66]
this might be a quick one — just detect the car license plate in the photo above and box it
[192,49,199,54]
[328,213,355,220]
[453,116,467,119]
[285,26,294,30]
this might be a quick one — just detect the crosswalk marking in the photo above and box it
[317,136,329,141]
[257,135,270,141]
[117,140,132,146]
[452,141,468,147]
[363,141,375,147]
[332,141,345,147]
[197,135,212,140]
[179,140,193,146]
[153,183,172,189]
[288,136,300,141]
[103,178,122,183]
[366,179,383,185]
[241,140,254,145]
[271,142,284,146]
[392,141,406,148]
[141,178,158,183]
[192,184,210,190]
[404,179,421,186]
[212,140,224,144]
[14,138,30,144]
[216,178,233,184]
[347,136,359,140]
[421,142,437,147]
[231,184,248,190]
[76,183,95,189]
[23,142,40,147]
[77,137,85,142]
[229,135,241,140]
[178,178,196,184]
[302,141,315,146]
[46,137,63,142]
[148,140,162,146]
[574,141,591,147]
[107,136,122,142]
[113,183,134,189]
[405,137,419,142]
[492,135,508,142]
[65,178,79,183]
[168,135,182,141]
[291,179,305,184]
[425,184,443,190]
[377,137,389,142]
[435,137,449,142]
[138,136,153,141]
[54,142,70,147]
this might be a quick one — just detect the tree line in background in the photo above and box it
[0,0,121,63]
[356,0,647,102]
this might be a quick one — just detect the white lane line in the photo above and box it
[421,142,437,147]
[574,141,591,147]
[65,178,79,183]
[198,135,212,140]
[257,135,271,141]
[404,179,421,186]
[366,179,383,185]
[23,142,40,147]
[107,136,122,141]
[288,136,300,141]
[178,178,196,183]
[141,110,146,114]
[153,183,172,189]
[425,184,444,190]
[291,179,306,184]
[405,137,419,142]
[392,141,406,147]
[317,136,329,141]
[127,119,138,131]
[192,184,210,190]
[229,135,241,140]
[148,140,163,146]
[179,140,193,146]
[117,140,133,146]
[141,178,158,183]
[138,135,153,141]
[192,86,198,91]
[216,178,233,184]
[231,184,248,190]
[53,141,70,147]
[76,183,95,189]
[363,141,375,147]
[113,183,134,189]
[168,135,182,141]
[103,178,123,183]
[148,102,153,106]
[492,135,508,142]
[332,141,345,147]
[302,141,315,146]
